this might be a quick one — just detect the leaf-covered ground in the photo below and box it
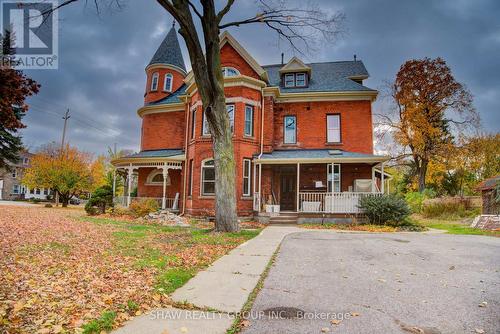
[0,206,260,333]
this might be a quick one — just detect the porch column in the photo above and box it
[371,166,376,193]
[253,161,256,195]
[162,164,169,210]
[381,162,385,194]
[126,164,133,207]
[296,163,300,212]
[258,163,262,194]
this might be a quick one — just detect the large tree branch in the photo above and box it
[216,0,235,22]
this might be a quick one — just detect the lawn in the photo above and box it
[411,214,500,237]
[0,206,260,334]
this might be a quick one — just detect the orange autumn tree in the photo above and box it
[89,155,108,192]
[379,57,479,192]
[23,144,92,206]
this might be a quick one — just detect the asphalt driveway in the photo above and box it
[242,231,500,334]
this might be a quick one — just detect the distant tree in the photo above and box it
[23,144,92,207]
[48,0,344,232]
[0,30,40,169]
[378,57,479,192]
[89,155,108,191]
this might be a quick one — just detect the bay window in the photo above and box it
[244,105,254,136]
[203,104,235,135]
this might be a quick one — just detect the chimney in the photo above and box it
[354,54,357,62]
[281,53,284,65]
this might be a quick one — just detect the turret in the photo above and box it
[144,23,186,104]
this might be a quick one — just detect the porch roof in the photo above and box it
[253,149,390,164]
[111,149,185,167]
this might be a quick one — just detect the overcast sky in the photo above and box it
[21,0,500,156]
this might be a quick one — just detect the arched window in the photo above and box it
[150,72,159,91]
[146,169,170,185]
[201,159,215,195]
[164,73,173,92]
[221,67,240,77]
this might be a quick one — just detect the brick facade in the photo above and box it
[131,31,380,218]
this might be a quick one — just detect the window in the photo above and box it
[164,73,173,92]
[11,169,17,178]
[327,114,341,143]
[43,188,48,195]
[284,72,307,88]
[295,73,306,87]
[227,104,235,134]
[203,105,235,135]
[244,105,254,136]
[12,184,19,194]
[327,164,341,192]
[222,67,240,77]
[152,174,163,183]
[146,170,170,185]
[30,188,34,194]
[35,188,40,195]
[284,74,295,87]
[201,159,215,195]
[150,72,159,91]
[23,157,29,165]
[191,108,196,139]
[188,159,194,196]
[242,159,251,196]
[284,116,296,144]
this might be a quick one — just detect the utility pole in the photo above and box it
[55,109,70,206]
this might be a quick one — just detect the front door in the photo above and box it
[280,173,296,211]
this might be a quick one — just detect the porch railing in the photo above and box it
[299,192,382,214]
[113,196,180,211]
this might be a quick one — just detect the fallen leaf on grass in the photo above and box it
[331,319,341,325]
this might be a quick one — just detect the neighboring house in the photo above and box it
[112,27,390,222]
[477,175,500,215]
[0,151,52,201]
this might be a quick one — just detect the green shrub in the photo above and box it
[85,185,113,215]
[405,189,436,213]
[129,198,159,217]
[359,194,411,225]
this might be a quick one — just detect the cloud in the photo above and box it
[20,0,500,156]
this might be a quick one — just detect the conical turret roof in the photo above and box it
[148,25,186,72]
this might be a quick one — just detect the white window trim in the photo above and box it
[284,73,295,88]
[191,108,197,139]
[203,104,235,136]
[200,158,215,196]
[327,163,341,193]
[327,114,341,143]
[164,73,173,92]
[244,105,254,136]
[284,115,297,144]
[222,67,240,77]
[242,159,252,196]
[295,73,306,87]
[150,72,159,91]
[145,169,170,186]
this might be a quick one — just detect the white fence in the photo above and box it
[299,192,382,214]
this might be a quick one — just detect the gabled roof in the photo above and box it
[477,175,500,191]
[149,25,186,73]
[279,56,311,74]
[264,60,375,93]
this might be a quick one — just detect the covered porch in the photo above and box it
[111,149,184,211]
[252,149,391,215]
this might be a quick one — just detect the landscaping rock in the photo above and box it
[470,215,500,230]
[142,210,190,227]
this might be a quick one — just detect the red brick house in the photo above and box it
[112,27,390,222]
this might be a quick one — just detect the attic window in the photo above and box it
[222,67,240,77]
[283,72,307,88]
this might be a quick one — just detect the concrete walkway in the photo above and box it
[113,226,301,334]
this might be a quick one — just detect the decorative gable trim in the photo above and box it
[279,56,311,74]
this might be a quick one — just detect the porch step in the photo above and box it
[269,212,298,225]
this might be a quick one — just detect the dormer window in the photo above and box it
[283,72,307,88]
[150,72,159,91]
[222,67,240,77]
[164,73,173,92]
